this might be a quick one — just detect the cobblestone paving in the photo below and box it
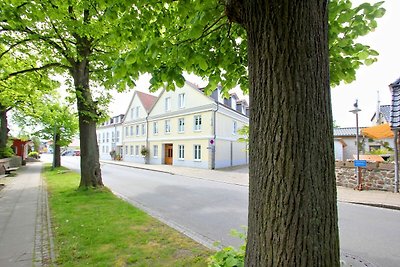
[33,175,55,266]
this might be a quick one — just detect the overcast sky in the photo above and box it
[108,0,400,128]
[331,0,400,127]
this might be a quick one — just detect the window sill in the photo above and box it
[194,159,202,162]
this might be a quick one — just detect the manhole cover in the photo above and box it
[340,251,377,267]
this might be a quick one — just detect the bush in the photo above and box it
[0,147,14,159]
[140,147,149,157]
[28,151,40,159]
[208,229,246,267]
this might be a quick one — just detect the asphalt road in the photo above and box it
[43,154,400,267]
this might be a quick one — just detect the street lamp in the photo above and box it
[349,100,362,190]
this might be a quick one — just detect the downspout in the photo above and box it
[212,101,219,170]
[146,113,150,164]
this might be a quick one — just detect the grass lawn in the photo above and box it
[43,165,211,266]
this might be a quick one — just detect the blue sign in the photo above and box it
[354,160,367,167]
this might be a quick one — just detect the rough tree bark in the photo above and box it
[71,33,103,188]
[226,0,340,266]
[0,105,9,157]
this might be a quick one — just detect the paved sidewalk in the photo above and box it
[0,162,53,267]
[101,160,400,209]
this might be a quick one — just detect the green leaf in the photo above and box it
[198,58,208,71]
[190,24,204,39]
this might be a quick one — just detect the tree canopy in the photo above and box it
[113,0,384,93]
[0,0,147,186]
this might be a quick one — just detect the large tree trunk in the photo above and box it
[0,105,9,156]
[72,36,103,188]
[227,1,340,266]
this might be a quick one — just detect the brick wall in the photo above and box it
[335,160,395,191]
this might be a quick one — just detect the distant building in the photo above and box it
[96,114,124,160]
[334,103,395,161]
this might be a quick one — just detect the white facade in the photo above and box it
[96,82,249,169]
[122,91,155,164]
[97,114,124,160]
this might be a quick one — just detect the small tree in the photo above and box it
[13,100,78,168]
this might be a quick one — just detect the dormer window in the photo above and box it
[231,98,237,110]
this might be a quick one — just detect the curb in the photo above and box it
[100,160,249,187]
[33,166,56,266]
[100,160,174,175]
[111,190,219,251]
[348,201,400,211]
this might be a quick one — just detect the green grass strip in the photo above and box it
[43,165,211,266]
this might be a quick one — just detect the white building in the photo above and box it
[122,91,158,163]
[97,114,124,160]
[118,81,249,169]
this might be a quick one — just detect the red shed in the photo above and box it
[12,138,31,160]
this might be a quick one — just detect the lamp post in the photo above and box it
[350,100,362,190]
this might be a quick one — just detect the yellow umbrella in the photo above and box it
[361,123,394,139]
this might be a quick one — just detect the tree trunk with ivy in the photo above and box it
[71,35,103,188]
[226,0,340,265]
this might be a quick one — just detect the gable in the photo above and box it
[123,91,150,123]
[149,82,215,117]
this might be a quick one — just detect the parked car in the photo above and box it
[61,150,80,156]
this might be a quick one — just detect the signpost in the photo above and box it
[354,160,367,167]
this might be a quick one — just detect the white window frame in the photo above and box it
[165,120,171,133]
[136,125,140,136]
[153,122,158,135]
[178,93,185,108]
[125,146,128,155]
[135,145,139,156]
[153,145,158,158]
[194,115,202,131]
[194,145,201,161]
[165,97,171,112]
[106,132,109,143]
[130,108,134,119]
[125,127,129,137]
[141,124,146,135]
[178,118,185,133]
[130,145,134,155]
[178,145,185,160]
[130,126,133,136]
[233,121,237,135]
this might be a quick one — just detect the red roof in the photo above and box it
[136,91,157,113]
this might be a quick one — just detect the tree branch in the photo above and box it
[176,23,228,46]
[2,63,69,80]
[0,38,32,59]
